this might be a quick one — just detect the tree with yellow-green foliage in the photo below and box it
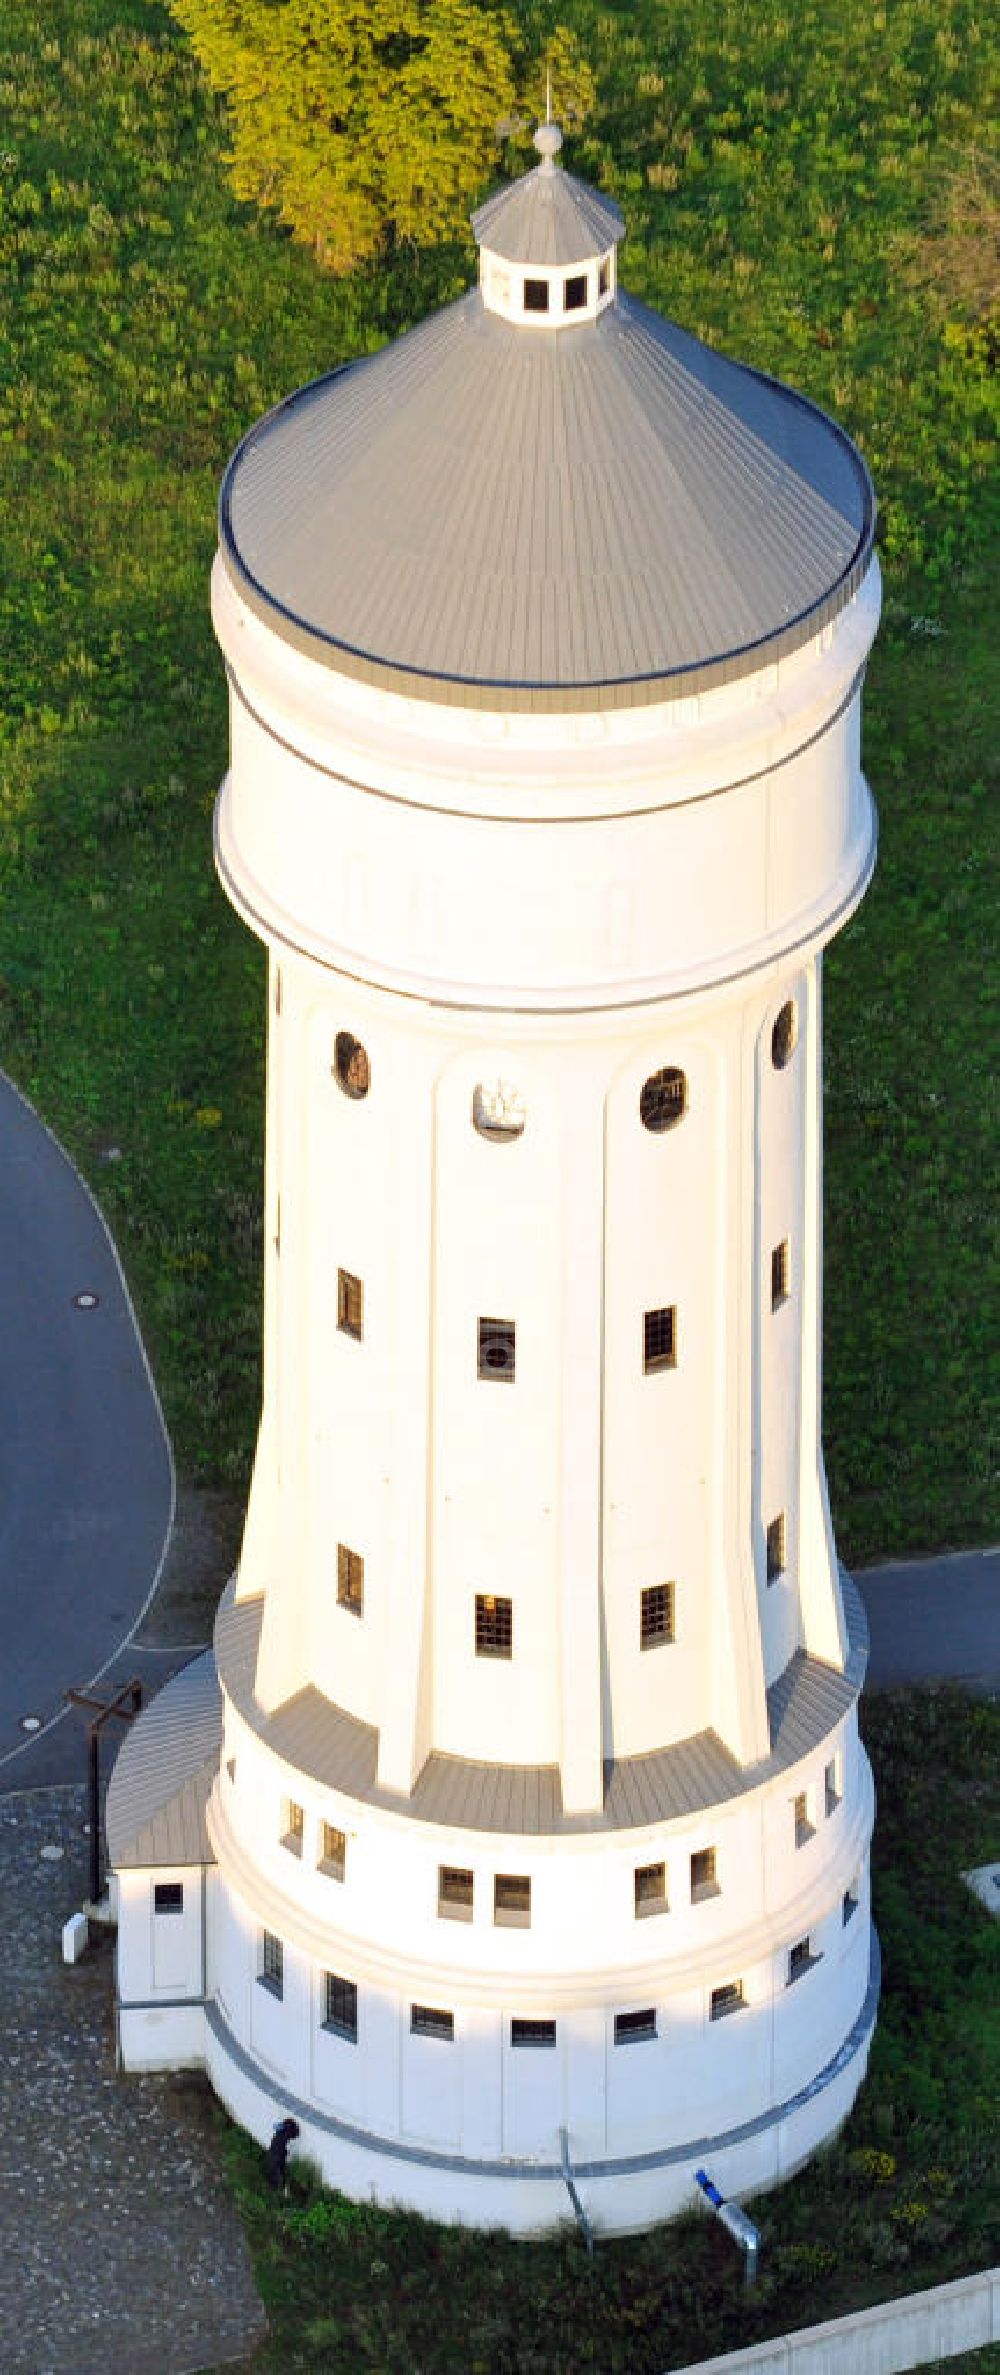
[169,0,518,272]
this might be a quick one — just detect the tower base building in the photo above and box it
[109,126,880,2235]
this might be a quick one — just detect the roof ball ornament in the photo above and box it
[534,119,563,165]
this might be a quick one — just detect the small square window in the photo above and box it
[411,2003,454,2040]
[524,277,549,313]
[226,1756,236,1784]
[337,1267,364,1340]
[825,1757,841,1817]
[690,1847,719,1903]
[634,1861,667,1918]
[710,1980,744,2021]
[598,256,610,297]
[282,1800,304,1856]
[475,1593,512,1658]
[478,1316,516,1381]
[337,1542,365,1617]
[564,272,588,310]
[766,1513,786,1584]
[494,1873,531,1928]
[771,1238,791,1309]
[259,1931,283,1998]
[787,1937,816,1985]
[843,1884,859,1926]
[511,2017,556,2048]
[319,1822,346,1881]
[794,1790,815,1848]
[438,1865,474,1921]
[323,1971,358,2040]
[643,1305,677,1373]
[614,2007,656,2045]
[640,1582,675,1649]
[153,1882,183,1916]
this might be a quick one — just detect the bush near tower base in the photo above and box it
[0,0,996,1569]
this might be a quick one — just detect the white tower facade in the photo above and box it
[110,132,880,2235]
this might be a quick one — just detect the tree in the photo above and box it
[169,0,517,273]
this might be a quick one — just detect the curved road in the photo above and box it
[0,1073,174,1785]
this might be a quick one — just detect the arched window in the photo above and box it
[771,1001,798,1070]
[334,1031,370,1099]
[639,1066,687,1132]
[472,1080,525,1141]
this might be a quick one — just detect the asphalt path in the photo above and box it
[0,1073,174,1788]
[856,1545,1000,1695]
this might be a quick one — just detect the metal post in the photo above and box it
[89,1727,101,1904]
[694,2168,760,2287]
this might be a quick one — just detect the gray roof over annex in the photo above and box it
[219,157,875,715]
[106,1651,221,1869]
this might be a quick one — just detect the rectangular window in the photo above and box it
[259,1931,283,1999]
[337,1267,364,1340]
[494,1873,531,1928]
[337,1542,365,1617]
[634,1861,667,1919]
[766,1512,786,1584]
[771,1238,790,1309]
[710,1980,745,2021]
[794,1790,815,1848]
[323,1971,358,2041]
[319,1822,346,1881]
[523,277,549,313]
[511,2018,556,2048]
[690,1847,719,1903]
[825,1756,841,1816]
[643,1305,677,1373]
[787,1938,817,1985]
[153,1882,183,1916]
[478,1316,516,1382]
[598,257,610,297]
[640,1582,675,1650]
[475,1593,512,1658]
[564,272,588,310]
[614,2007,656,2045]
[411,2003,454,2041]
[843,1884,859,1926]
[282,1800,304,1856]
[438,1865,474,1921]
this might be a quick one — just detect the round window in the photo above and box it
[472,1081,525,1142]
[771,1002,798,1071]
[639,1067,687,1133]
[334,1032,370,1099]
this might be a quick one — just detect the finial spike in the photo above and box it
[546,70,552,125]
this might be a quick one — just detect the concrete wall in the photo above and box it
[669,2266,1000,2375]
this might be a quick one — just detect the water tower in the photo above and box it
[109,126,880,2234]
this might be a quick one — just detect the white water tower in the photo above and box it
[109,125,880,2235]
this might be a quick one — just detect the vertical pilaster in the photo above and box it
[556,1054,605,1814]
[375,1038,435,1794]
[798,958,846,1665]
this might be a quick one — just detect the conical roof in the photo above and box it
[472,154,624,267]
[220,159,874,715]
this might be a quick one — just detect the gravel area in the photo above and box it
[0,1784,265,2375]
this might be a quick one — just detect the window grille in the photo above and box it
[337,1267,364,1340]
[787,1938,814,1984]
[825,1757,841,1816]
[334,1032,370,1099]
[634,1861,667,1918]
[511,2018,556,2048]
[771,1238,790,1308]
[323,1971,358,2040]
[524,277,549,312]
[478,1317,516,1381]
[472,1080,525,1141]
[337,1542,365,1617]
[843,1884,859,1926]
[690,1847,718,1902]
[260,1931,283,1998]
[319,1822,346,1881]
[282,1800,304,1855]
[154,1883,183,1915]
[771,1000,798,1070]
[564,272,588,310]
[614,2008,656,2045]
[438,1865,474,1920]
[640,1582,675,1649]
[794,1790,815,1847]
[475,1594,512,1658]
[643,1306,676,1373]
[494,1873,531,1927]
[411,2004,454,2040]
[710,1980,744,2020]
[766,1513,786,1584]
[639,1066,687,1132]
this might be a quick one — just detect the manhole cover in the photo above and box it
[19,1714,42,1733]
[40,1844,64,1862]
[72,1290,100,1310]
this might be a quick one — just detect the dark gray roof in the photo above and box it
[106,1652,221,1870]
[221,284,874,714]
[471,159,624,266]
[215,1574,867,1838]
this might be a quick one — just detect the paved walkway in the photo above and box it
[856,1545,1000,1694]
